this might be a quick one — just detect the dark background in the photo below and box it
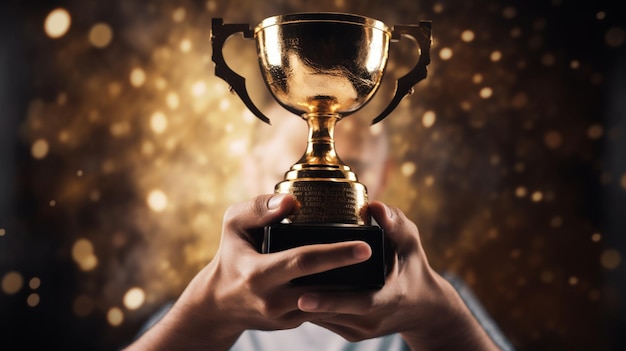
[1,0,625,350]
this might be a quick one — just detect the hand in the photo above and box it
[297,201,500,351]
[124,194,373,351]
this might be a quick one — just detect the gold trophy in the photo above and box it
[212,13,431,289]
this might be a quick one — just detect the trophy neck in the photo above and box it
[284,113,357,181]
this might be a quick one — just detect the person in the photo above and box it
[122,108,514,351]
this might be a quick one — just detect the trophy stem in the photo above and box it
[297,113,345,167]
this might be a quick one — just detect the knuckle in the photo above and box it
[257,300,282,319]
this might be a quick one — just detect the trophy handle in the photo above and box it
[371,21,432,125]
[211,18,272,125]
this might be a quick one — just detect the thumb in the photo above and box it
[222,194,297,233]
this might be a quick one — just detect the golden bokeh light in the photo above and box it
[461,30,475,42]
[479,87,493,99]
[123,287,146,310]
[605,27,626,47]
[591,233,602,242]
[2,271,24,295]
[107,307,124,326]
[401,162,416,177]
[166,92,180,110]
[71,238,98,271]
[490,50,502,62]
[0,228,5,236]
[31,139,49,159]
[180,39,192,53]
[600,249,622,270]
[531,191,543,202]
[29,277,41,290]
[172,7,186,22]
[544,131,563,149]
[422,110,436,128]
[147,190,168,212]
[130,68,147,87]
[150,112,168,134]
[27,293,40,307]
[89,23,113,48]
[439,47,453,60]
[44,8,71,39]
[515,186,527,198]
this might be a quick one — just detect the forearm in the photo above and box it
[400,275,500,351]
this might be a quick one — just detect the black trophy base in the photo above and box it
[263,223,386,290]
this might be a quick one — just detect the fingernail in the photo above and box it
[353,243,372,260]
[299,294,319,311]
[268,194,286,210]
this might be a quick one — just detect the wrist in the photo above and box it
[400,273,499,351]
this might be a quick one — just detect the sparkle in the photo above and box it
[89,23,113,48]
[29,277,41,290]
[461,30,475,42]
[72,238,98,271]
[123,287,146,310]
[130,68,147,87]
[2,271,24,295]
[150,111,168,134]
[439,47,453,60]
[147,190,168,212]
[479,87,493,99]
[107,307,124,326]
[600,249,622,270]
[422,110,436,128]
[31,139,50,159]
[44,8,71,39]
[27,293,40,307]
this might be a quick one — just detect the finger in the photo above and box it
[263,241,372,285]
[223,194,296,237]
[369,201,420,254]
[297,291,378,315]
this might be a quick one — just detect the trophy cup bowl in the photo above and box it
[212,13,431,289]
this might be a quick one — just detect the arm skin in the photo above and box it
[297,201,501,350]
[124,195,500,351]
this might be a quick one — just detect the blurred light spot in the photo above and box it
[401,162,416,177]
[472,73,483,84]
[2,271,23,295]
[229,139,247,156]
[44,8,71,39]
[515,186,527,198]
[544,131,562,149]
[511,92,528,108]
[130,68,146,87]
[433,3,444,13]
[510,27,522,38]
[49,200,56,207]
[510,249,521,259]
[619,174,626,190]
[461,30,475,42]
[424,175,434,187]
[219,98,230,111]
[206,0,218,11]
[370,123,383,136]
[439,47,453,60]
[110,121,131,137]
[591,233,602,242]
[514,162,525,173]
[588,290,600,301]
[166,92,180,110]
[568,276,579,286]
[587,124,603,139]
[192,81,206,96]
[541,53,556,66]
[460,101,472,111]
[605,27,626,47]
[0,228,5,236]
[73,295,95,317]
[108,82,122,97]
[550,216,563,228]
[596,11,606,20]
[600,249,622,270]
[591,73,603,85]
[488,228,499,239]
[29,277,41,290]
[150,112,168,134]
[27,293,40,307]
[570,60,580,69]
[422,110,436,128]
[31,139,49,159]
[72,238,98,271]
[502,6,517,19]
[123,287,145,310]
[57,92,68,106]
[180,39,192,53]
[147,190,168,212]
[141,140,155,156]
[533,18,547,31]
[479,87,493,99]
[531,191,543,202]
[89,23,113,48]
[107,307,124,326]
[540,270,554,283]
[172,7,186,22]
[490,50,502,62]
[155,77,167,90]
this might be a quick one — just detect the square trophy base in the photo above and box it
[262,223,386,290]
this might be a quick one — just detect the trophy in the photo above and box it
[212,13,431,289]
